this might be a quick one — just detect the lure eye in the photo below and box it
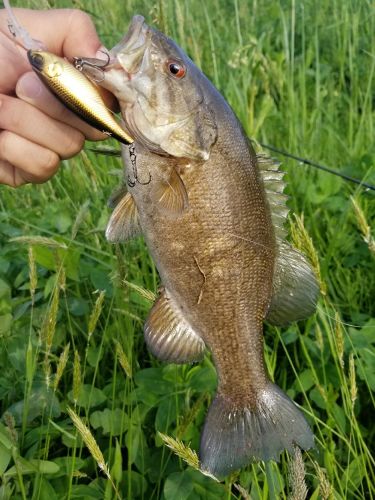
[166,60,186,78]
[46,62,63,78]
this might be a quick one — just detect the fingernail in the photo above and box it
[16,72,43,99]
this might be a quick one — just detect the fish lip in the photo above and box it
[118,15,146,50]
[73,15,149,79]
[109,15,150,75]
[27,49,44,72]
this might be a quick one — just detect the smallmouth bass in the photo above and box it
[81,15,319,476]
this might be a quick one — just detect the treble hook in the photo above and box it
[127,144,152,187]
[73,50,111,83]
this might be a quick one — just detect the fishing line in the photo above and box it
[89,143,375,192]
[316,305,375,329]
[258,142,375,192]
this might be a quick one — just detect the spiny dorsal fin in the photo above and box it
[144,289,206,363]
[257,153,289,239]
[151,167,189,216]
[106,191,142,243]
[257,154,319,324]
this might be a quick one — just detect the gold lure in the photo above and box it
[27,50,133,145]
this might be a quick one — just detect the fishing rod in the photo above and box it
[88,143,375,192]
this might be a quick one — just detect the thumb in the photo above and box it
[1,8,104,58]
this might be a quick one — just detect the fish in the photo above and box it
[80,15,319,477]
[27,50,133,145]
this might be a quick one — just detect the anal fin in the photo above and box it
[106,191,142,243]
[144,290,205,363]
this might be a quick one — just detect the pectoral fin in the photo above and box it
[106,191,141,243]
[151,167,189,216]
[144,290,206,363]
[266,241,319,325]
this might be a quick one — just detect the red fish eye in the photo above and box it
[167,61,186,78]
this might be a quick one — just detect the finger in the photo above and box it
[0,159,32,187]
[0,131,60,184]
[16,71,107,141]
[0,94,85,159]
[0,9,119,111]
[0,159,19,186]
[0,9,102,58]
[0,31,29,92]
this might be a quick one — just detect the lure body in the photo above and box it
[27,50,133,145]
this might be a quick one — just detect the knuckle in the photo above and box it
[13,170,27,187]
[0,130,12,161]
[43,151,60,177]
[62,130,85,159]
[68,9,95,32]
[2,98,22,131]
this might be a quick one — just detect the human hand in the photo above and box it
[0,8,110,187]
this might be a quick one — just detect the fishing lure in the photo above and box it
[4,0,133,145]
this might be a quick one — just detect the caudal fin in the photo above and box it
[199,383,314,477]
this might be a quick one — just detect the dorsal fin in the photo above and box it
[266,241,319,325]
[257,154,289,239]
[257,154,319,324]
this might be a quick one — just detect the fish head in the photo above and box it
[83,16,217,160]
[27,50,64,79]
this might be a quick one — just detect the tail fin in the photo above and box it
[199,383,314,477]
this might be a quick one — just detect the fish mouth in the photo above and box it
[110,15,150,75]
[27,50,44,72]
[74,16,149,85]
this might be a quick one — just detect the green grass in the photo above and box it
[0,0,374,498]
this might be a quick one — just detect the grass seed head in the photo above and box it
[71,200,90,240]
[122,279,156,302]
[9,236,68,249]
[313,461,333,500]
[158,432,199,470]
[73,350,82,404]
[67,407,110,478]
[350,196,375,255]
[349,353,357,408]
[114,339,132,378]
[290,214,326,295]
[54,343,70,392]
[289,447,308,500]
[41,285,60,351]
[88,290,105,340]
[28,246,37,304]
[334,311,345,369]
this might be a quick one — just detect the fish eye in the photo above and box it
[166,60,186,78]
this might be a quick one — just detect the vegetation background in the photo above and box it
[0,0,374,498]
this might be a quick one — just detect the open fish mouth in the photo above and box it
[110,15,150,75]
